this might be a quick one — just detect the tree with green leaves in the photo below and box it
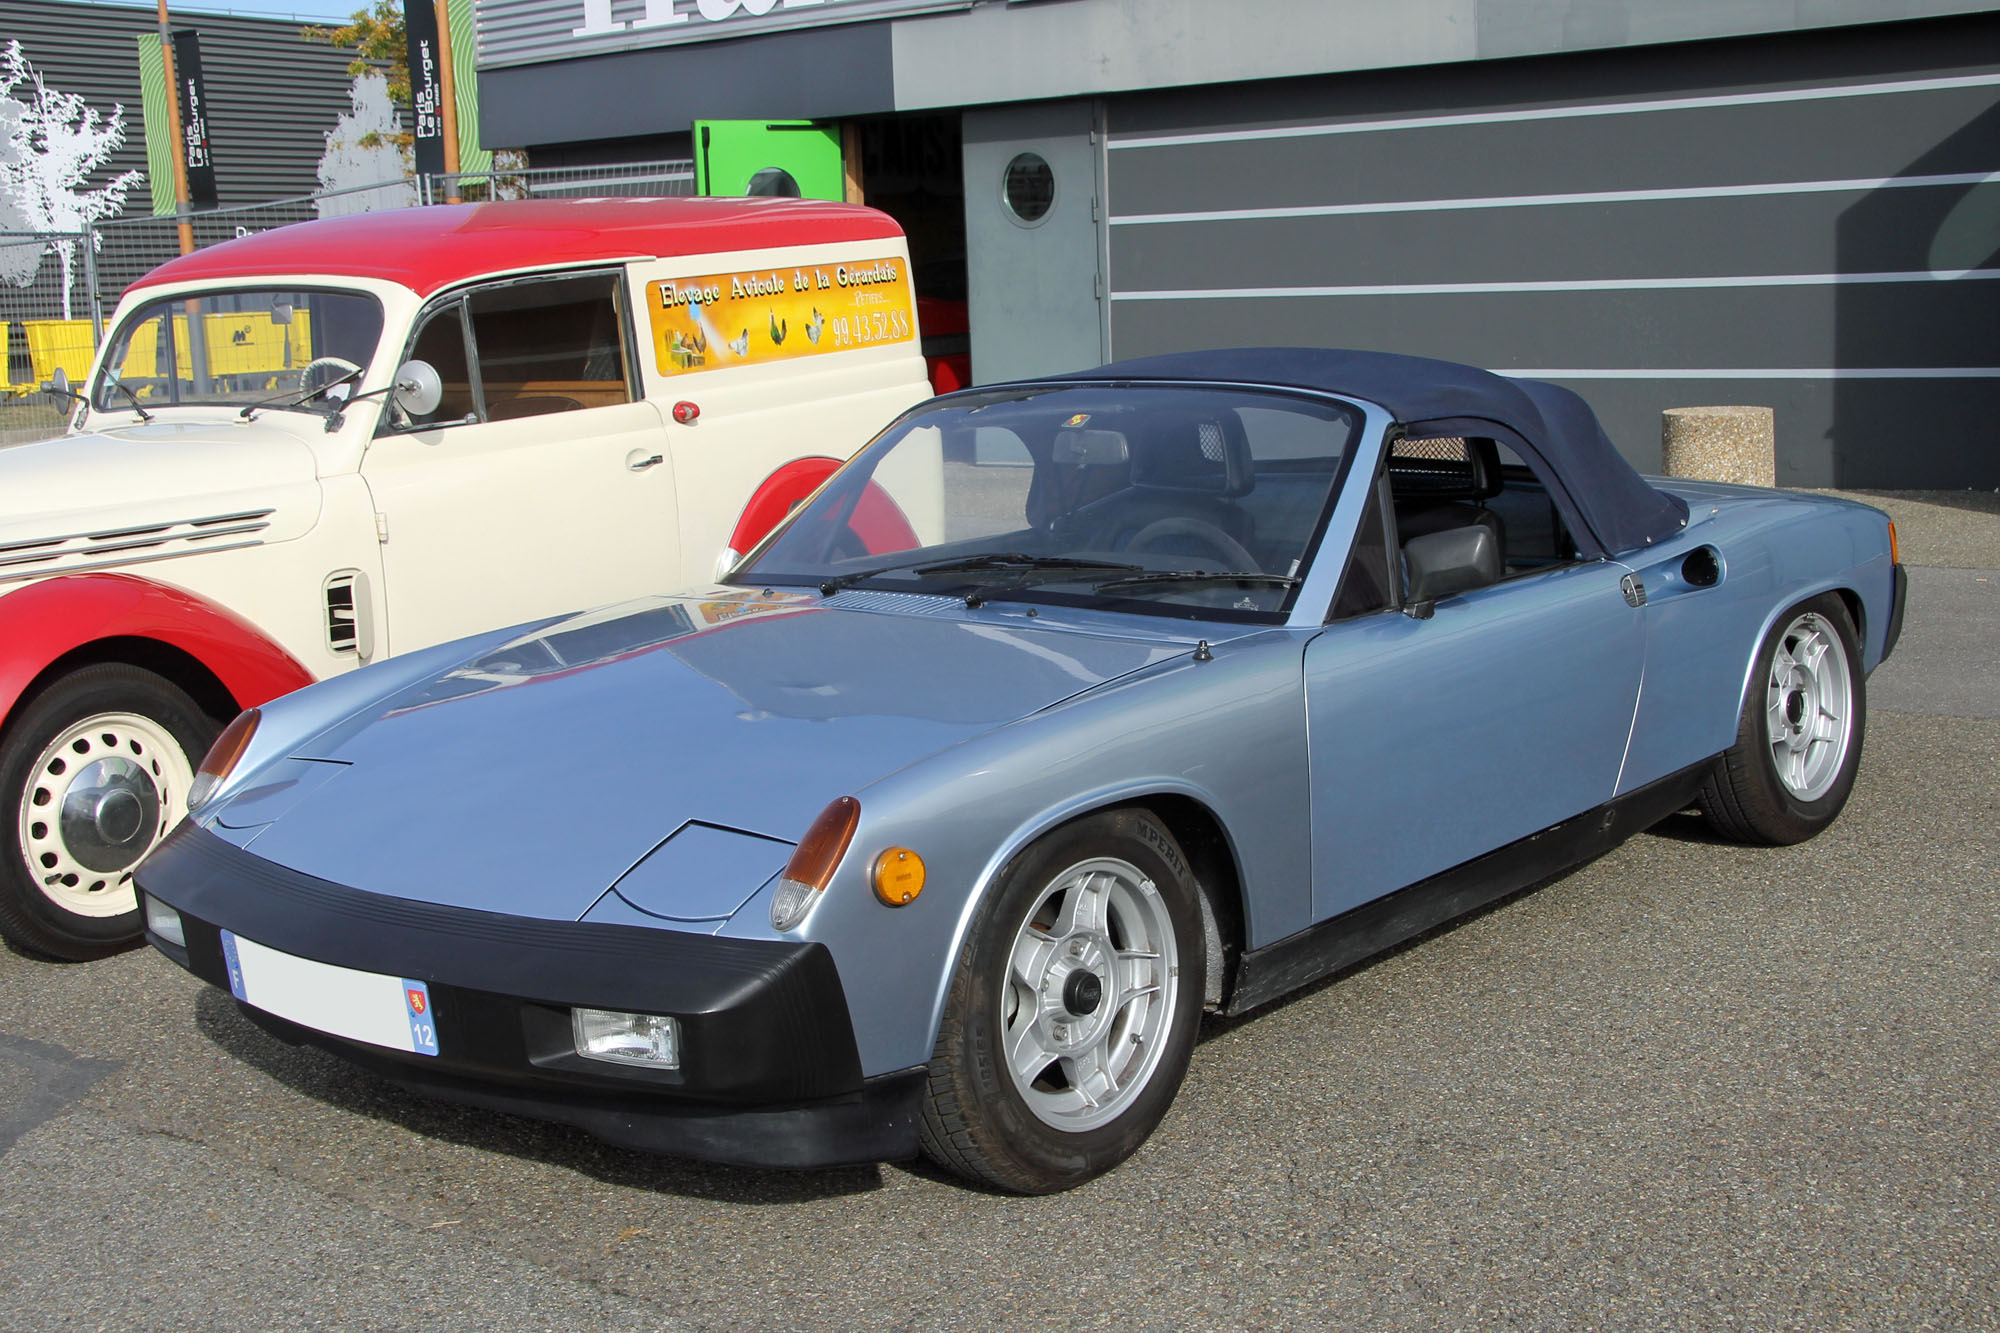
[302,1,410,155]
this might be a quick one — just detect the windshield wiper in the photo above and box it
[105,378,153,421]
[1091,570,1301,595]
[238,366,363,420]
[816,551,1139,598]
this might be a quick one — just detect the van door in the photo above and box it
[360,269,681,655]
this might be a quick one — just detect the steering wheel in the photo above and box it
[1125,517,1258,571]
[297,356,361,399]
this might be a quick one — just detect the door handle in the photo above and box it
[626,451,665,472]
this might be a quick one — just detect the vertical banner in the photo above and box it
[405,0,447,178]
[170,30,218,208]
[134,34,177,217]
[445,0,491,183]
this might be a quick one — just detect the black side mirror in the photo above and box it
[1403,525,1503,615]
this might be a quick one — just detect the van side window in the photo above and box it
[465,273,632,421]
[403,303,477,426]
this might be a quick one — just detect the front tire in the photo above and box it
[0,665,219,960]
[1700,594,1865,845]
[919,808,1205,1193]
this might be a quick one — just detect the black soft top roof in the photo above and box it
[1047,347,1689,557]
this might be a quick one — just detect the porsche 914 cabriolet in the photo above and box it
[138,348,1905,1193]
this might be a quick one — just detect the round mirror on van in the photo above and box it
[1003,153,1055,226]
[393,359,444,417]
[46,368,70,395]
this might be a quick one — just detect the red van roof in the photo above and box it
[130,197,906,299]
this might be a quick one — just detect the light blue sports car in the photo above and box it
[138,349,1905,1193]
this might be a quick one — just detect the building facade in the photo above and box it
[516,2,1988,484]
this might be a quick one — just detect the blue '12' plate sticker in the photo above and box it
[403,980,439,1056]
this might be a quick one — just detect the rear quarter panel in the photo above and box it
[1615,484,1896,794]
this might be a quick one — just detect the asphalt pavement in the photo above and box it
[1,490,1996,1332]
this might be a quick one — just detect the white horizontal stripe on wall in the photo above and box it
[1111,170,2000,227]
[1109,72,2000,151]
[1112,269,2000,300]
[1502,368,2000,380]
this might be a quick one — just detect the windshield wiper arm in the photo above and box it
[817,552,1140,598]
[953,557,1147,608]
[106,378,153,421]
[1091,570,1301,594]
[238,366,362,420]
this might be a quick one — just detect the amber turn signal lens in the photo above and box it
[1888,520,1900,566]
[872,847,926,907]
[783,796,860,892]
[187,707,260,811]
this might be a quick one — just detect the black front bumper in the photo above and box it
[137,822,923,1169]
[1880,562,1909,666]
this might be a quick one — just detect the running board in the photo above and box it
[1225,760,1715,1017]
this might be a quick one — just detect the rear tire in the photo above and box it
[1700,595,1864,845]
[919,808,1204,1193]
[0,665,219,960]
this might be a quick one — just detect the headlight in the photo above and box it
[187,708,261,811]
[142,894,185,948]
[572,1007,680,1069]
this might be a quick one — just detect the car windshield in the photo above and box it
[91,287,386,414]
[734,383,1362,621]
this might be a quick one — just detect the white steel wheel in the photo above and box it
[1000,855,1180,1132]
[0,664,218,960]
[1765,610,1855,802]
[19,711,192,918]
[920,807,1206,1194]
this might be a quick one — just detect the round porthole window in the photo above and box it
[746,167,802,198]
[1002,153,1055,226]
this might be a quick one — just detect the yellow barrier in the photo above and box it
[17,311,319,396]
[23,319,96,386]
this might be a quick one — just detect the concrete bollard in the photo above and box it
[1661,405,1775,487]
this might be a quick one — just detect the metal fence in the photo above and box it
[0,160,695,444]
[419,160,696,205]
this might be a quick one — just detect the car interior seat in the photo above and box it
[1390,436,1507,556]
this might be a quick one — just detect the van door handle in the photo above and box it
[626,451,664,472]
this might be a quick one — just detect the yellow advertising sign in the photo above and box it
[646,256,916,377]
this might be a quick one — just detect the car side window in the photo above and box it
[1385,435,1578,584]
[1328,472,1394,620]
[401,302,477,427]
[464,272,632,422]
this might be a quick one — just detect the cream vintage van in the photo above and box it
[0,197,932,958]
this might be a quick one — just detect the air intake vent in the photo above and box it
[322,570,374,659]
[325,574,358,653]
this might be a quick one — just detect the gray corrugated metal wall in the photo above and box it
[3,1,373,209]
[1102,15,2000,488]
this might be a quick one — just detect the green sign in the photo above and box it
[694,121,844,201]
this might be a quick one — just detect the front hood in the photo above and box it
[233,591,1195,921]
[0,417,322,567]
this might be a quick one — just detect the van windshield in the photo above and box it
[91,288,385,414]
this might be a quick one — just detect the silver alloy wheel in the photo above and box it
[1000,855,1180,1131]
[17,711,192,918]
[1766,610,1855,802]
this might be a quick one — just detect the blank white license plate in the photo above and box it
[220,930,439,1057]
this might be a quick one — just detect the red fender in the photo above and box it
[729,459,920,558]
[729,457,842,555]
[0,573,316,725]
